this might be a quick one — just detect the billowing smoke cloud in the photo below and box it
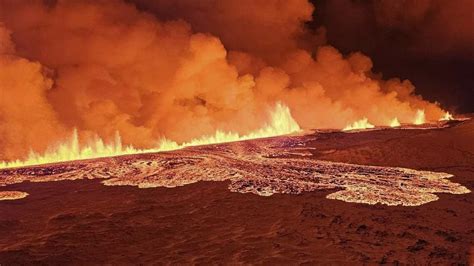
[0,23,65,159]
[130,0,326,64]
[0,0,445,160]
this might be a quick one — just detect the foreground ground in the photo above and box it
[1,120,473,264]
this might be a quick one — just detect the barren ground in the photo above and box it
[0,120,473,264]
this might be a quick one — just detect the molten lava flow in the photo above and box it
[342,118,375,131]
[0,131,470,206]
[440,111,454,121]
[0,103,300,169]
[413,109,426,125]
[389,118,401,127]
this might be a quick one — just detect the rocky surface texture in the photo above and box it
[1,119,473,264]
[0,128,469,206]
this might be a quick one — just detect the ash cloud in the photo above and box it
[0,0,445,160]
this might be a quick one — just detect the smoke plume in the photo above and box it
[0,0,445,160]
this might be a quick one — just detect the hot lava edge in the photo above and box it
[0,119,471,206]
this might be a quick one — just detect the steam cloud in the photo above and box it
[0,0,445,160]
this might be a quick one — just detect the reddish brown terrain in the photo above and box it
[1,119,473,264]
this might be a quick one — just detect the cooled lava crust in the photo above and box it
[1,119,473,264]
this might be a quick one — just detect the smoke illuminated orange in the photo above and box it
[0,0,457,165]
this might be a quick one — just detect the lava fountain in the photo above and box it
[0,102,300,169]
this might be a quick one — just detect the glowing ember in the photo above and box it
[440,111,454,121]
[414,109,426,125]
[0,191,28,201]
[342,118,375,131]
[0,135,469,206]
[0,103,300,169]
[389,118,401,127]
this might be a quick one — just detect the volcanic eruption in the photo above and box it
[0,0,473,264]
[0,0,454,166]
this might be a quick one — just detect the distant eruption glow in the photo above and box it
[440,111,454,121]
[389,118,401,127]
[342,111,455,132]
[414,109,426,125]
[343,118,375,131]
[0,103,300,169]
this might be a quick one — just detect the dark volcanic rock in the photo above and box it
[1,119,473,264]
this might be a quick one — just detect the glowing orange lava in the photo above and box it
[440,111,454,121]
[389,118,401,127]
[0,103,300,169]
[342,118,375,131]
[414,109,426,125]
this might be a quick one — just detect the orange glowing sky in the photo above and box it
[0,0,464,163]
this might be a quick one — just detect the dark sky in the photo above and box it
[309,0,473,113]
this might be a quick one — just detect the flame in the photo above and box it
[0,102,300,169]
[389,118,401,127]
[413,109,426,125]
[342,118,375,131]
[439,111,454,121]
